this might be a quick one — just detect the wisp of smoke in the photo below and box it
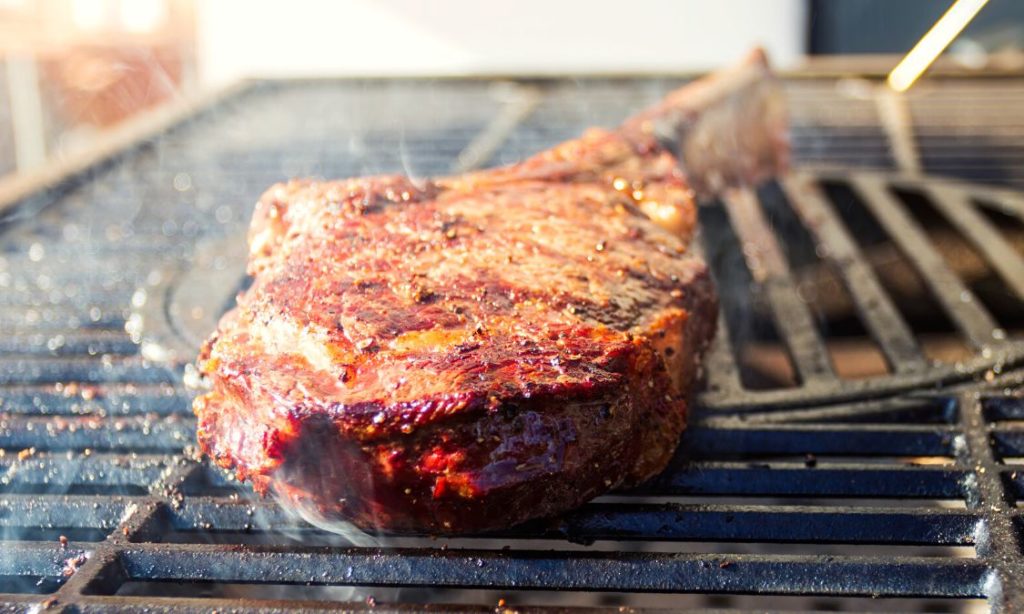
[270,480,381,548]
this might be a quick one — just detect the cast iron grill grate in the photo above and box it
[2,76,1024,612]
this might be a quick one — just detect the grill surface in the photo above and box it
[3,75,1024,612]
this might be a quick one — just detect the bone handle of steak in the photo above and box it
[623,48,789,200]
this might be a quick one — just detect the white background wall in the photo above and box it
[196,0,806,86]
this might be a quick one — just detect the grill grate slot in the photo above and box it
[643,464,965,499]
[928,188,1024,303]
[852,175,1002,350]
[682,424,955,458]
[820,179,976,361]
[721,188,837,385]
[700,202,800,392]
[782,174,926,373]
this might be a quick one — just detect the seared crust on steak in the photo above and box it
[194,51,783,533]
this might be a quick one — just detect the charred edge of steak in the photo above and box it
[196,267,716,534]
[260,338,681,534]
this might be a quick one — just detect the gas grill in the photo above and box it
[3,72,1024,612]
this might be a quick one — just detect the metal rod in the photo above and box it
[874,87,922,174]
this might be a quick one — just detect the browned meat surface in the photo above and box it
[194,51,785,533]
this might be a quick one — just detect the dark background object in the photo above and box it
[809,0,1024,55]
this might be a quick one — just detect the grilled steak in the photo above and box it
[194,51,786,533]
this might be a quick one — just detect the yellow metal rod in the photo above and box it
[887,0,989,92]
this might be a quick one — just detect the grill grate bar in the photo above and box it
[0,453,177,493]
[926,186,1024,301]
[0,384,190,416]
[0,302,128,317]
[700,318,743,397]
[701,395,957,426]
[690,239,741,396]
[53,500,164,604]
[955,394,1024,612]
[0,542,89,577]
[782,173,927,372]
[543,503,978,546]
[683,423,956,458]
[850,174,1002,350]
[0,358,176,385]
[163,498,979,546]
[997,190,1024,219]
[641,463,965,498]
[0,331,137,357]
[0,494,129,531]
[0,288,134,308]
[0,313,126,332]
[48,599,517,612]
[53,549,123,607]
[0,415,195,453]
[111,546,993,598]
[720,188,836,385]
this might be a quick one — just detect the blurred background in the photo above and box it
[1,0,1023,181]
